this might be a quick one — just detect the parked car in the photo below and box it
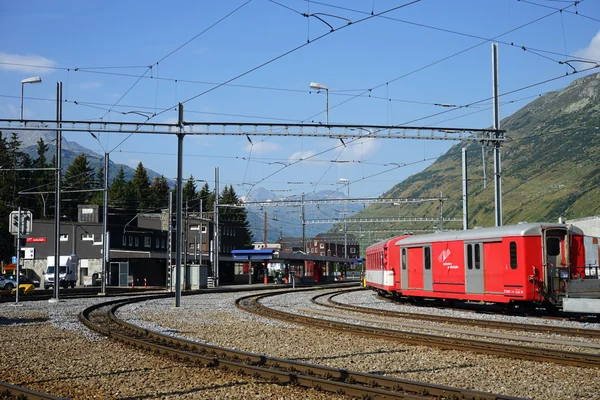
[0,275,17,291]
[1,275,36,295]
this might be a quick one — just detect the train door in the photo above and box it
[401,247,408,290]
[544,229,567,295]
[423,246,432,291]
[464,243,484,294]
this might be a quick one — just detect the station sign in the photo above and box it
[26,237,47,243]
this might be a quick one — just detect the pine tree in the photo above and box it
[198,182,212,212]
[130,162,151,210]
[7,132,24,204]
[220,185,252,248]
[182,175,197,209]
[109,166,129,208]
[63,153,95,220]
[32,138,53,218]
[0,131,13,263]
[150,175,170,209]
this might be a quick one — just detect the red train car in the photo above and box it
[365,223,600,313]
[364,236,406,293]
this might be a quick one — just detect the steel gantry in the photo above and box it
[226,196,449,208]
[0,119,505,143]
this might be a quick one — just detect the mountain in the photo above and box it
[243,187,363,242]
[13,129,171,184]
[357,72,600,234]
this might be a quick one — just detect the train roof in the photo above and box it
[395,222,584,246]
[368,236,403,249]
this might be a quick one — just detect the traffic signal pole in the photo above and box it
[15,207,21,304]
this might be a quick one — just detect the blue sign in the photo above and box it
[11,256,17,264]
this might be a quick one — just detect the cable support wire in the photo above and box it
[299,0,591,126]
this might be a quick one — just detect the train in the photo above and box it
[364,222,600,314]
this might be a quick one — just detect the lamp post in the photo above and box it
[339,178,349,261]
[309,82,329,125]
[20,76,42,120]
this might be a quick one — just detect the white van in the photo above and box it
[44,255,78,289]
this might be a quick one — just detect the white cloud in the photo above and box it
[0,52,57,74]
[162,116,179,125]
[79,81,102,90]
[346,137,380,158]
[0,104,19,118]
[574,31,600,63]
[288,150,315,161]
[244,141,280,153]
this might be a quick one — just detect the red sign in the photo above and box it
[26,237,47,243]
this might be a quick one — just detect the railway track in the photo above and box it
[314,288,600,340]
[0,287,158,303]
[79,291,524,400]
[0,380,66,400]
[238,290,600,369]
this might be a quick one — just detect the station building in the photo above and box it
[18,204,247,288]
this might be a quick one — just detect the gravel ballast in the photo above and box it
[119,289,600,400]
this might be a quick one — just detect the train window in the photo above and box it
[474,244,481,269]
[401,248,407,270]
[547,237,561,256]
[467,244,473,269]
[510,242,517,269]
[424,247,431,270]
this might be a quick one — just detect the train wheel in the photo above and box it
[544,303,559,315]
[443,299,456,307]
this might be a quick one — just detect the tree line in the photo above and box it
[0,131,252,263]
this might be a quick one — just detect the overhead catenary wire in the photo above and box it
[298,0,590,124]
[153,0,422,119]
[519,0,600,24]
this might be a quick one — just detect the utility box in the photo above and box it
[184,264,208,289]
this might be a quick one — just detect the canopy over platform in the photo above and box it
[231,249,274,261]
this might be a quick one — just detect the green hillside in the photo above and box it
[355,72,600,236]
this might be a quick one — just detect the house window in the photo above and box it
[155,237,160,248]
[122,235,127,246]
[350,247,356,254]
[161,238,166,248]
[320,243,324,249]
[128,236,133,246]
[144,237,151,248]
[135,237,139,247]
[201,226,207,233]
[81,233,94,241]
[314,240,317,246]
[320,251,325,256]
[60,234,68,241]
[190,225,199,231]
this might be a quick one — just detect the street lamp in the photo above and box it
[309,82,329,125]
[20,76,42,120]
[339,178,349,261]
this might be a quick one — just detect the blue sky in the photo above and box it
[1,0,599,200]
